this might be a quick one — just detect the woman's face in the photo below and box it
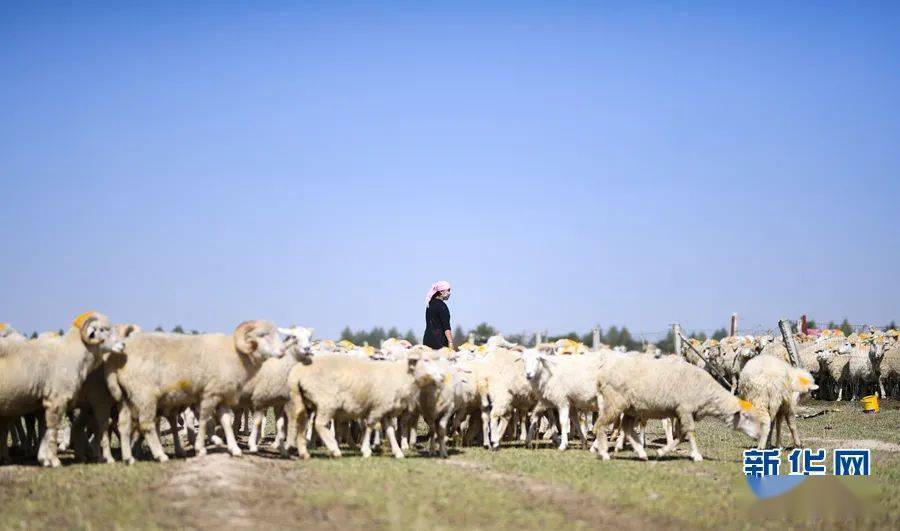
[441,289,451,301]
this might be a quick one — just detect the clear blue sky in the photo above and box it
[2,2,898,340]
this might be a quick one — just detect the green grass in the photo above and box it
[1,399,897,530]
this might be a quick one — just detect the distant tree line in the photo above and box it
[340,326,418,346]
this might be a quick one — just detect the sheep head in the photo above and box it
[278,326,315,360]
[234,320,285,363]
[74,311,125,361]
[731,399,766,441]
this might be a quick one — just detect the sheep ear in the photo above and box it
[278,327,292,335]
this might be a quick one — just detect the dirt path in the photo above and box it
[156,451,355,530]
[440,458,676,530]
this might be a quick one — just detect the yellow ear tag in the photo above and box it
[73,311,96,329]
[738,399,753,411]
[0,323,7,331]
[798,376,811,386]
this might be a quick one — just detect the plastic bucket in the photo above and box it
[861,395,879,414]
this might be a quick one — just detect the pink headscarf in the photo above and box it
[425,280,451,306]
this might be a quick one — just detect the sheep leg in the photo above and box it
[117,404,136,464]
[248,409,264,453]
[480,409,491,448]
[194,399,218,457]
[490,414,509,450]
[183,408,197,447]
[166,413,185,458]
[577,413,589,450]
[756,411,772,450]
[286,403,309,459]
[136,402,168,463]
[360,419,376,458]
[622,417,648,460]
[91,401,114,464]
[259,411,268,444]
[785,412,802,448]
[40,402,65,468]
[436,413,450,458]
[557,405,571,451]
[384,417,405,459]
[590,414,613,460]
[0,420,9,463]
[675,410,702,462]
[879,377,887,399]
[518,414,528,442]
[314,413,341,458]
[662,418,675,447]
[526,411,543,449]
[216,405,242,457]
[26,414,39,455]
[271,412,287,452]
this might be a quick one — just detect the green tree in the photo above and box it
[172,325,185,334]
[806,320,817,330]
[453,325,467,345]
[340,326,353,341]
[689,331,708,342]
[57,329,64,336]
[472,322,497,342]
[618,327,636,350]
[154,326,164,332]
[30,331,37,339]
[885,321,896,331]
[606,326,620,346]
[826,321,837,330]
[191,329,200,335]
[386,326,400,340]
[712,328,728,341]
[657,330,676,354]
[839,319,853,336]
[404,329,418,344]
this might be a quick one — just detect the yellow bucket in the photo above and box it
[861,395,879,414]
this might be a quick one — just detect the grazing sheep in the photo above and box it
[0,323,26,341]
[737,355,818,449]
[520,349,606,450]
[104,320,285,463]
[284,351,446,459]
[0,312,125,467]
[591,354,765,462]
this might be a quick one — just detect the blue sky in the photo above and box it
[2,2,898,340]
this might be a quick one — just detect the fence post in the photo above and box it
[800,315,808,335]
[673,323,682,356]
[778,318,801,367]
[592,327,601,350]
[534,332,542,346]
[730,313,738,337]
[467,333,475,345]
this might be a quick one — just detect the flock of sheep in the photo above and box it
[1,312,897,469]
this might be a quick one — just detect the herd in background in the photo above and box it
[0,314,896,469]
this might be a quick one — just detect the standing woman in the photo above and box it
[423,280,453,350]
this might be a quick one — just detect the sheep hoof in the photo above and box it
[157,454,170,463]
[637,453,649,461]
[599,454,611,461]
[691,454,703,462]
[361,450,372,458]
[330,450,342,458]
[300,452,311,460]
[393,452,405,459]
[125,457,136,466]
[196,448,207,457]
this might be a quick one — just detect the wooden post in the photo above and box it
[800,315,808,335]
[534,332,542,346]
[676,328,732,388]
[778,319,801,367]
[730,313,738,337]
[673,323,682,356]
[592,327,601,350]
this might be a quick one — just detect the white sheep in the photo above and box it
[0,312,125,467]
[239,326,314,454]
[737,354,818,449]
[591,354,766,462]
[519,349,607,450]
[284,350,446,459]
[105,320,285,463]
[474,348,538,449]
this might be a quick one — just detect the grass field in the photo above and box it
[1,399,898,530]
